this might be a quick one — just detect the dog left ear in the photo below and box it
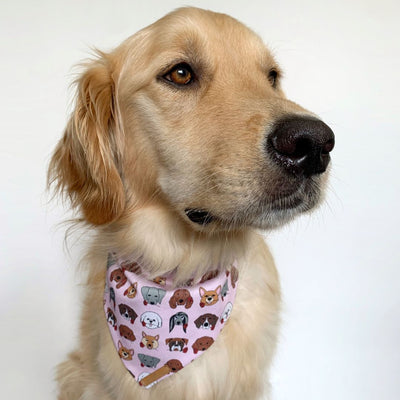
[48,51,125,225]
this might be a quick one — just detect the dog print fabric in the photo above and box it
[104,254,238,388]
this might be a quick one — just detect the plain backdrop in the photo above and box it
[1,0,399,399]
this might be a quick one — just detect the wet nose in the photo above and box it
[267,116,335,176]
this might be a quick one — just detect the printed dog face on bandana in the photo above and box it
[141,286,166,305]
[140,311,162,329]
[199,286,221,307]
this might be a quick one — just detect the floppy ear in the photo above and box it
[169,316,175,332]
[141,286,150,298]
[48,52,125,225]
[158,289,166,302]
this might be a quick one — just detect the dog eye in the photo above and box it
[163,63,194,86]
[268,69,278,88]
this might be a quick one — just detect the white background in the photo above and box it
[1,0,399,399]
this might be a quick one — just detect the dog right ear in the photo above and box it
[48,51,125,225]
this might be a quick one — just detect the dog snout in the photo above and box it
[267,116,335,176]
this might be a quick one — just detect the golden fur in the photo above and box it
[49,7,330,400]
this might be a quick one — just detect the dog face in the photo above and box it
[140,312,162,329]
[141,332,159,350]
[199,286,221,307]
[169,289,193,309]
[153,276,167,286]
[165,359,183,372]
[165,338,189,352]
[118,341,134,361]
[169,312,189,333]
[118,304,138,324]
[110,268,127,289]
[138,354,161,369]
[141,286,166,305]
[49,8,334,231]
[119,325,136,342]
[194,313,218,330]
[123,282,137,299]
[192,336,214,354]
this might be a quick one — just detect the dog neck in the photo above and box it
[100,205,250,284]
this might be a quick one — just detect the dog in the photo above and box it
[165,338,189,353]
[192,336,215,354]
[110,268,127,289]
[119,325,136,342]
[140,311,163,329]
[169,289,194,309]
[138,354,161,369]
[49,7,334,399]
[140,332,160,350]
[123,282,138,299]
[141,286,166,305]
[194,313,219,330]
[169,312,189,333]
[118,341,134,361]
[118,303,138,324]
[199,285,221,307]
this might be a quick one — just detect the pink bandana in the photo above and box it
[103,253,239,388]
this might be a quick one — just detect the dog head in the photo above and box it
[141,332,159,350]
[169,289,193,309]
[199,285,221,307]
[165,359,183,372]
[49,7,334,232]
[118,303,138,323]
[169,312,189,333]
[119,325,136,341]
[138,354,160,368]
[165,338,188,352]
[140,311,162,329]
[192,336,214,354]
[194,313,218,330]
[141,286,166,305]
[118,340,134,360]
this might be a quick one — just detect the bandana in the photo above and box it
[104,253,239,388]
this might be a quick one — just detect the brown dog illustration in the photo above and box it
[119,304,138,324]
[169,289,193,309]
[118,340,134,360]
[165,359,183,372]
[119,325,136,342]
[199,286,221,307]
[165,338,189,353]
[140,332,159,350]
[194,313,218,330]
[110,268,127,289]
[192,336,214,354]
[123,282,138,298]
[153,276,167,286]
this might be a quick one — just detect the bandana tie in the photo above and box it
[104,254,239,388]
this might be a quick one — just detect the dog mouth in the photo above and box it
[184,176,322,229]
[185,209,215,225]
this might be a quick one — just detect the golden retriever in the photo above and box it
[49,7,334,400]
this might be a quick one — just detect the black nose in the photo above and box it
[267,116,335,176]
